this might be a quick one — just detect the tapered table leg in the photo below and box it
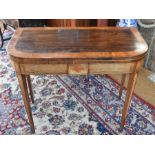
[119,74,126,98]
[26,75,34,103]
[121,72,138,128]
[17,74,35,133]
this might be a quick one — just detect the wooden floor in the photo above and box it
[111,68,155,107]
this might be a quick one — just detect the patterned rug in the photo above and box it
[0,31,155,135]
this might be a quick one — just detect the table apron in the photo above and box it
[18,62,138,75]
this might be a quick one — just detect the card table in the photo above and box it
[7,27,148,133]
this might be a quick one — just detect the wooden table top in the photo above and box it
[7,27,148,61]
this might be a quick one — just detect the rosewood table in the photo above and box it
[7,27,148,133]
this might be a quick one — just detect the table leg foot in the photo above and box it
[17,74,35,133]
[31,128,35,134]
[118,126,124,132]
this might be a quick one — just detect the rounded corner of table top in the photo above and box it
[7,28,21,52]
